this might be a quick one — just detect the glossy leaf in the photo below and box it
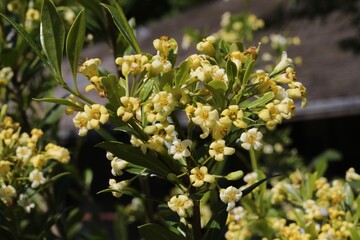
[226,59,237,94]
[206,80,227,109]
[175,60,191,88]
[0,13,47,65]
[138,223,186,240]
[34,97,82,109]
[242,59,255,85]
[40,0,65,78]
[77,0,103,18]
[101,75,125,109]
[101,3,141,54]
[97,141,172,176]
[247,92,275,109]
[140,78,155,102]
[66,9,86,81]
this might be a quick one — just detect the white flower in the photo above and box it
[219,186,242,212]
[169,139,192,160]
[239,128,263,150]
[73,111,90,136]
[17,194,35,213]
[209,140,235,161]
[29,169,46,188]
[189,166,215,187]
[346,168,360,182]
[16,146,32,162]
[167,194,194,218]
[109,179,128,198]
[111,158,128,176]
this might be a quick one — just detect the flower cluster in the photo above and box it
[66,34,308,231]
[225,168,360,239]
[0,106,70,211]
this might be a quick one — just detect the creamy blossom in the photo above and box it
[45,143,70,164]
[109,179,128,198]
[84,104,109,129]
[168,194,194,217]
[169,139,192,160]
[29,169,46,188]
[189,166,215,187]
[209,140,235,161]
[16,146,32,162]
[239,128,263,150]
[0,184,16,205]
[73,111,90,136]
[220,186,243,212]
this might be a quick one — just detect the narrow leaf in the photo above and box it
[138,223,186,240]
[101,75,125,109]
[40,0,65,78]
[96,141,172,176]
[66,9,86,81]
[0,13,47,65]
[247,92,275,109]
[242,60,255,85]
[101,3,141,54]
[175,60,191,88]
[33,97,82,109]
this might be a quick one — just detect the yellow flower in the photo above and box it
[192,103,218,139]
[117,97,140,122]
[109,179,128,198]
[168,194,194,218]
[45,143,70,164]
[25,8,40,21]
[153,36,178,58]
[346,167,360,181]
[258,102,282,130]
[73,112,90,136]
[151,91,176,120]
[273,67,296,84]
[196,36,216,56]
[287,82,307,108]
[0,161,11,178]
[209,140,235,161]
[145,55,172,76]
[30,154,46,168]
[220,105,247,129]
[189,166,215,187]
[0,184,16,206]
[84,104,109,129]
[115,54,148,76]
[212,121,231,140]
[79,58,101,79]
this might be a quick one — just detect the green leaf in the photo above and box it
[242,59,255,85]
[33,97,82,109]
[202,204,227,240]
[40,0,65,79]
[77,0,103,18]
[101,3,141,54]
[350,229,360,240]
[0,13,47,65]
[101,75,125,109]
[66,9,86,81]
[247,92,275,109]
[310,149,342,177]
[206,80,227,109]
[96,141,171,176]
[175,60,191,88]
[138,223,186,240]
[226,59,237,95]
[140,78,155,102]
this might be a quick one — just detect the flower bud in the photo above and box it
[226,170,244,181]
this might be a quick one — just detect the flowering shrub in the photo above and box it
[225,168,360,239]
[0,1,312,238]
[0,104,70,238]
